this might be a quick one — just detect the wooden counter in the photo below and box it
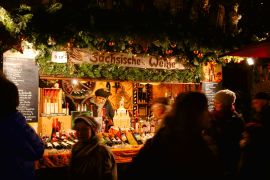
[35,146,142,169]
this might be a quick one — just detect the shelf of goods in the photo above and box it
[132,83,152,118]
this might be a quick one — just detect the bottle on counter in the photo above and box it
[132,132,143,145]
[114,135,123,144]
[51,118,58,139]
[119,129,129,144]
[51,141,62,149]
[45,141,53,149]
[102,133,113,147]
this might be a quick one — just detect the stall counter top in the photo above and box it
[35,145,142,169]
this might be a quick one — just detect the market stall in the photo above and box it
[2,44,222,178]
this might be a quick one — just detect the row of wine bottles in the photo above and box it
[42,134,78,150]
[100,131,143,147]
[42,130,153,150]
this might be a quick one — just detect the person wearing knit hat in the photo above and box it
[70,114,117,180]
[74,114,100,136]
[214,89,236,111]
[205,89,245,177]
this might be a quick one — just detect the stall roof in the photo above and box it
[220,40,270,58]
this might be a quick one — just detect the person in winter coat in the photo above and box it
[251,92,270,130]
[69,114,117,180]
[238,92,270,178]
[206,89,245,178]
[0,72,44,180]
[126,91,225,179]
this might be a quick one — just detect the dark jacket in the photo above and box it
[126,126,225,179]
[207,110,245,177]
[253,105,270,132]
[0,111,44,180]
[238,122,270,179]
[69,136,117,180]
[239,105,270,178]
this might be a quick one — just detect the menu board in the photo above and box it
[201,82,220,111]
[3,57,39,122]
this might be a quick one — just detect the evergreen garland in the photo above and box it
[1,1,269,82]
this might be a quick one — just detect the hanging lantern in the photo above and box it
[108,41,115,46]
[193,50,199,55]
[47,36,56,46]
[165,49,173,55]
[197,53,204,58]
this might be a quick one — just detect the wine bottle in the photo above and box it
[64,139,75,146]
[43,90,47,114]
[52,141,62,149]
[102,133,113,146]
[114,135,123,144]
[46,141,53,149]
[62,92,67,115]
[50,90,55,114]
[60,141,71,149]
[46,90,51,114]
[132,132,143,145]
[120,132,129,144]
[68,131,78,143]
[51,118,58,139]
[99,135,107,145]
[109,135,118,145]
[54,90,59,113]
[106,82,111,92]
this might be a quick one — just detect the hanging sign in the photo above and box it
[68,48,185,70]
[51,51,67,63]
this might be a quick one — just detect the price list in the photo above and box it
[201,82,220,111]
[3,57,38,122]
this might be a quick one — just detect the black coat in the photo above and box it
[126,126,225,179]
[0,111,44,180]
[69,136,117,180]
[207,110,245,177]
